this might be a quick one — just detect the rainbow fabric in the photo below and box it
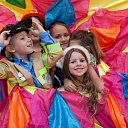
[0,0,128,127]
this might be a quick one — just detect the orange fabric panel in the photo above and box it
[107,93,126,128]
[8,87,30,128]
[91,24,120,50]
[0,23,4,31]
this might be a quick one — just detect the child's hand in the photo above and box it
[64,78,78,92]
[29,21,46,36]
[0,31,11,46]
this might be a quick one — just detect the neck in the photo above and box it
[76,76,84,83]
[13,53,29,63]
[33,41,42,52]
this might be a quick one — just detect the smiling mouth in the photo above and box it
[75,68,83,71]
[61,43,68,45]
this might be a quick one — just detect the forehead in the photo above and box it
[15,31,28,37]
[52,24,69,34]
[70,51,85,59]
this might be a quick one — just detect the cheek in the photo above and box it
[69,64,74,74]
[84,63,88,71]
[67,36,70,41]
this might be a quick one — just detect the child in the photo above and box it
[49,21,71,50]
[59,45,116,128]
[21,9,46,52]
[0,19,63,127]
[49,21,71,88]
[64,30,128,127]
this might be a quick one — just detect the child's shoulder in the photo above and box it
[0,57,11,63]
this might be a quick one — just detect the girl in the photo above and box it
[49,21,71,50]
[64,30,128,127]
[59,45,116,128]
[49,21,71,88]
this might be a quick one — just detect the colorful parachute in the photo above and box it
[0,0,128,127]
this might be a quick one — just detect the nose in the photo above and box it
[60,36,66,41]
[76,61,81,66]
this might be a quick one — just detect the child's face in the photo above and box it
[69,51,88,82]
[12,31,33,56]
[51,24,70,50]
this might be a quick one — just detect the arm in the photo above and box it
[64,78,78,92]
[0,31,11,79]
[30,21,63,69]
[40,31,63,69]
[88,64,104,92]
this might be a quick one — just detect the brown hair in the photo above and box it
[70,30,104,64]
[26,16,46,30]
[48,21,71,36]
[63,48,99,114]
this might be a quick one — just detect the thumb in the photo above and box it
[7,37,11,43]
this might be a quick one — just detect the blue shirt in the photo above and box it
[0,31,59,88]
[13,55,43,88]
[40,31,58,45]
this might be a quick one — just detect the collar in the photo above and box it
[12,55,33,65]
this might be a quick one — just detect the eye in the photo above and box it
[20,37,24,40]
[80,59,85,62]
[64,34,69,37]
[55,35,61,39]
[70,61,75,64]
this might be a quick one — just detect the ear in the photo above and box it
[86,46,90,52]
[6,45,15,53]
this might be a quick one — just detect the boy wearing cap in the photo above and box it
[0,19,63,90]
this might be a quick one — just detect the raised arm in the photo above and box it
[0,31,11,79]
[30,21,63,69]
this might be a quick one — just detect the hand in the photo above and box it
[29,21,46,36]
[64,78,78,92]
[0,31,11,46]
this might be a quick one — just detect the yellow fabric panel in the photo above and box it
[0,0,34,21]
[76,0,128,28]
[122,46,128,53]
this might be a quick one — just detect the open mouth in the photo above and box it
[75,68,83,72]
[27,43,33,47]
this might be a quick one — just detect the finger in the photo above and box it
[7,37,11,42]
[70,87,78,92]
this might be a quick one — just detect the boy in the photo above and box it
[0,18,63,90]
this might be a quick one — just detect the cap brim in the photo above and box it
[21,13,45,21]
[9,18,32,37]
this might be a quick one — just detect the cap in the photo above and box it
[1,19,32,57]
[7,18,32,38]
[21,9,45,21]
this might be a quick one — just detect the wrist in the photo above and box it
[0,42,4,51]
